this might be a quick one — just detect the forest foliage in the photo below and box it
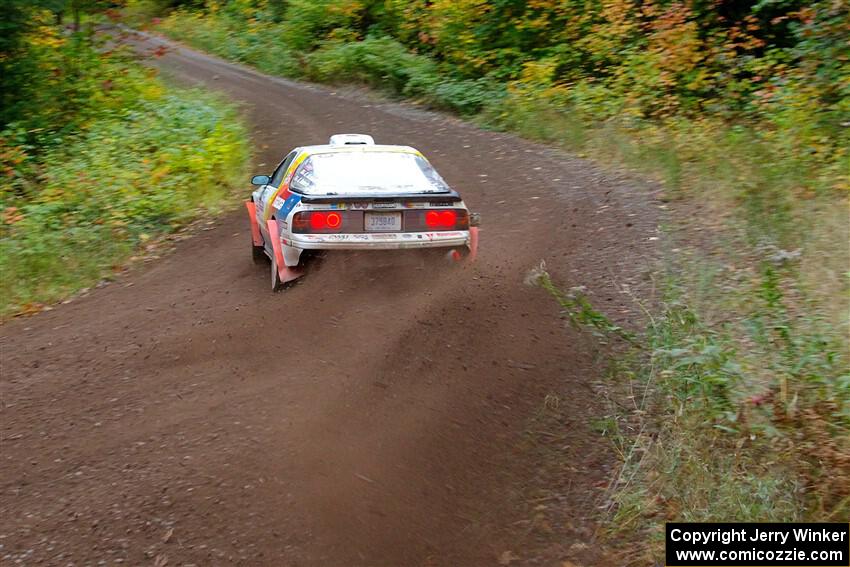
[0,1,249,315]
[146,0,847,168]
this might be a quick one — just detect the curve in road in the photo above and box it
[0,32,662,566]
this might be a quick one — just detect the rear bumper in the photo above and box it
[284,231,470,250]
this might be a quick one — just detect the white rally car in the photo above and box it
[245,134,480,290]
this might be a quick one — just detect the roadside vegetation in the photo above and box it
[0,3,249,317]
[98,0,850,558]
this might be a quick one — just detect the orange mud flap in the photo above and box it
[266,219,303,283]
[467,226,479,263]
[245,201,263,246]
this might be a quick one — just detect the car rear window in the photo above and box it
[289,151,450,195]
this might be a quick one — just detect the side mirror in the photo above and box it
[251,174,270,186]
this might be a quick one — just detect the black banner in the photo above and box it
[666,523,849,566]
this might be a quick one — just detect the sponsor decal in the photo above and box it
[402,233,414,239]
[273,189,302,218]
[352,234,370,240]
[351,202,370,210]
[329,203,346,210]
[370,234,398,239]
[429,201,454,207]
[423,232,460,239]
[372,202,398,209]
[423,231,462,239]
[327,234,351,240]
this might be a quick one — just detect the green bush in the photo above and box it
[304,36,503,115]
[0,17,249,316]
[0,91,248,315]
[158,12,508,116]
[306,36,439,95]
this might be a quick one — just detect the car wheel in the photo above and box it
[252,240,266,264]
[271,252,284,292]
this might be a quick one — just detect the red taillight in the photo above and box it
[293,213,310,231]
[295,211,343,233]
[426,210,456,227]
[310,213,326,230]
[424,209,465,230]
[326,212,341,228]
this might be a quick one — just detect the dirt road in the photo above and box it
[0,33,661,566]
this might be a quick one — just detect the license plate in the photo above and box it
[365,212,402,232]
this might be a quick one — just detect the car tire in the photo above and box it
[250,199,266,264]
[252,240,266,264]
[271,252,284,292]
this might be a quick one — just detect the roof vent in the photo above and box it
[329,134,375,146]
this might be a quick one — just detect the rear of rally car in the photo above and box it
[250,136,479,287]
[286,196,475,253]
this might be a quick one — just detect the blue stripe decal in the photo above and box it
[276,193,302,218]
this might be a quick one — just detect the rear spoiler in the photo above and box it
[299,191,462,204]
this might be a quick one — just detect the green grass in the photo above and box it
[488,90,849,334]
[0,88,249,316]
[531,247,848,562]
